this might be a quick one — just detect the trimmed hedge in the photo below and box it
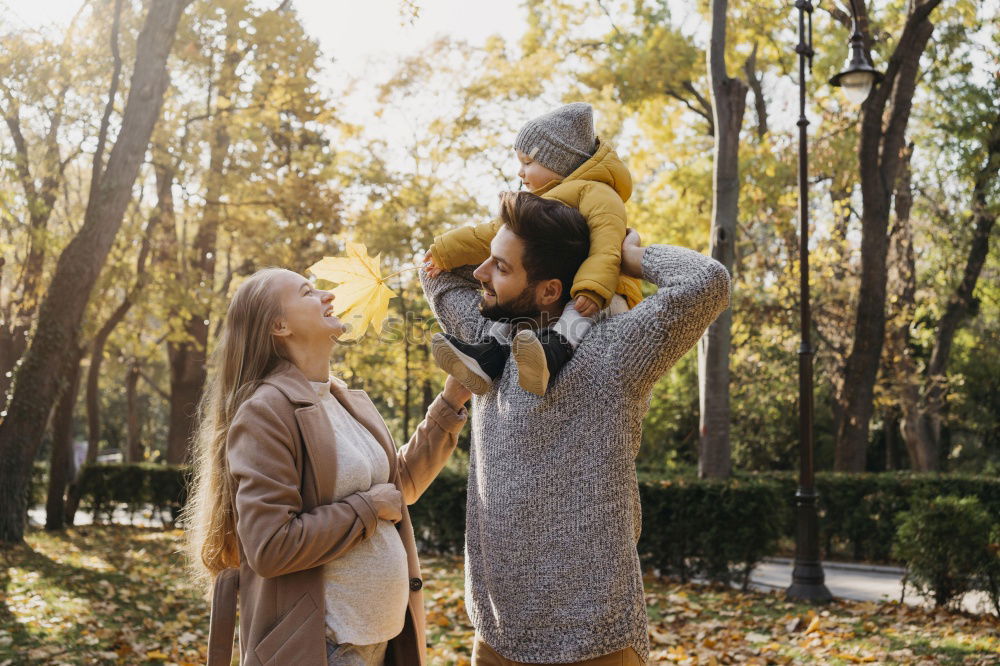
[408,471,786,586]
[638,478,786,588]
[61,464,1000,582]
[757,472,1000,562]
[77,463,189,524]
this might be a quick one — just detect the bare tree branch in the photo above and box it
[743,42,768,139]
[665,82,715,137]
[595,0,623,38]
[88,0,125,201]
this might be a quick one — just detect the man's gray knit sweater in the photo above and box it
[420,245,731,664]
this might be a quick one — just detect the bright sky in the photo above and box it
[4,0,527,86]
[5,0,531,207]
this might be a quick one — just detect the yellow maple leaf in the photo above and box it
[307,241,397,341]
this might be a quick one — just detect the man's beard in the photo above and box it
[478,282,541,323]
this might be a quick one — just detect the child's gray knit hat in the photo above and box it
[514,102,596,177]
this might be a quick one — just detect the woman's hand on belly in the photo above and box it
[363,483,403,524]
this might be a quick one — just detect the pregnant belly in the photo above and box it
[322,520,410,644]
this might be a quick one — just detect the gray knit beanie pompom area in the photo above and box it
[514,102,597,178]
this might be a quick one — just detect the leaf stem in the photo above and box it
[382,264,420,281]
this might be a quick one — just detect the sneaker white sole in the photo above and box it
[512,330,549,396]
[431,334,493,395]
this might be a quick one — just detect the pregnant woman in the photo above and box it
[184,267,470,666]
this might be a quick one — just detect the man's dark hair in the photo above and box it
[498,191,590,305]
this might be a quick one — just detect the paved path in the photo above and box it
[27,506,171,530]
[750,557,995,615]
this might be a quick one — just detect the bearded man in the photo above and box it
[419,191,731,666]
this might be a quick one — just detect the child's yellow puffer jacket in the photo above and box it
[429,139,644,310]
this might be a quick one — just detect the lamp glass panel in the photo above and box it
[839,70,874,105]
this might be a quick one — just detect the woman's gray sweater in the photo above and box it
[420,245,731,663]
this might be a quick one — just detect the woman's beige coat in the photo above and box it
[207,361,468,666]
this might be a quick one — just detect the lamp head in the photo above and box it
[829,28,883,105]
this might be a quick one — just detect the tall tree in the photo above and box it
[163,2,243,464]
[886,87,1000,470]
[0,18,87,405]
[43,349,83,531]
[698,0,746,478]
[156,0,339,463]
[833,0,944,470]
[0,0,190,544]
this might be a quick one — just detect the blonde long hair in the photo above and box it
[183,268,291,587]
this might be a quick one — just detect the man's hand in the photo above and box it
[620,228,646,279]
[442,374,472,409]
[422,249,444,278]
[364,483,403,524]
[573,294,600,318]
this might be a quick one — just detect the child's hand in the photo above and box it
[621,228,646,279]
[422,249,443,277]
[573,294,600,318]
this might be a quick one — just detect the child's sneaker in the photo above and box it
[431,333,510,395]
[511,328,573,396]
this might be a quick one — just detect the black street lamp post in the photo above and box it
[787,0,833,604]
[786,0,884,603]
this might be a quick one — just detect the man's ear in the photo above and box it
[535,278,563,307]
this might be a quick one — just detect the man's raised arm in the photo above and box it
[419,263,490,343]
[601,231,731,394]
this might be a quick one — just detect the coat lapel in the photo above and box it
[261,362,340,504]
[294,404,338,504]
[260,362,398,498]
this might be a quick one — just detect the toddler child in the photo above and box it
[423,102,642,396]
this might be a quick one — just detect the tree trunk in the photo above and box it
[883,144,936,469]
[0,84,70,405]
[165,14,239,464]
[44,350,83,531]
[833,0,942,471]
[0,0,188,544]
[899,106,1000,469]
[0,327,22,407]
[884,408,900,471]
[88,160,170,456]
[165,342,204,464]
[698,0,746,479]
[125,360,142,463]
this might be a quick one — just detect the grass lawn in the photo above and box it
[1,526,997,665]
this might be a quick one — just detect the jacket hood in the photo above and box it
[561,138,633,202]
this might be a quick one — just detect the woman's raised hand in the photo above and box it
[364,483,403,524]
[442,374,472,409]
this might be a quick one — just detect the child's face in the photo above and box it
[516,150,562,192]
